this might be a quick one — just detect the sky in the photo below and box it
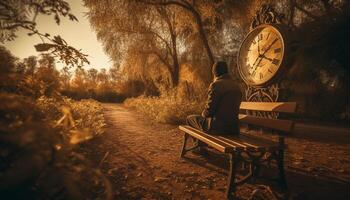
[3,0,111,71]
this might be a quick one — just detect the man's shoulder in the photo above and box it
[210,79,239,94]
[213,77,237,86]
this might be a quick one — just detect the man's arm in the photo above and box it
[202,82,220,118]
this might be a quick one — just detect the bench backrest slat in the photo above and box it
[239,114,294,132]
[240,102,297,113]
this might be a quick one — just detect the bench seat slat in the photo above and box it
[239,114,294,132]
[179,125,282,152]
[179,125,238,153]
[240,102,297,113]
[219,134,281,151]
[217,137,255,151]
[216,136,248,148]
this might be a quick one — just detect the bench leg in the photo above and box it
[226,152,238,200]
[250,163,261,181]
[180,133,189,157]
[277,149,287,189]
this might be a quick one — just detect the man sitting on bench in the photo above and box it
[186,61,242,151]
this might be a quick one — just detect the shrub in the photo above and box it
[0,76,108,199]
[61,88,126,103]
[125,89,206,124]
[36,96,106,138]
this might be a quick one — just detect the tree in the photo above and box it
[97,68,109,86]
[84,0,226,88]
[23,56,38,76]
[85,0,182,87]
[15,61,26,74]
[138,0,216,67]
[60,67,72,89]
[72,68,87,90]
[0,45,17,74]
[87,68,98,87]
[35,54,60,95]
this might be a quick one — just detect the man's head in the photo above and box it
[212,61,228,77]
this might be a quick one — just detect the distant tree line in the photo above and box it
[0,46,127,102]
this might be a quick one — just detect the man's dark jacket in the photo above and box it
[201,74,242,134]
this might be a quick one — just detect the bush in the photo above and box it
[124,89,205,124]
[0,72,109,199]
[61,89,126,103]
[36,96,106,137]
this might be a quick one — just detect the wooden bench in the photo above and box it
[179,101,297,199]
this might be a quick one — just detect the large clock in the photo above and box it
[237,24,288,86]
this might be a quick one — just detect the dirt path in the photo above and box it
[85,104,350,200]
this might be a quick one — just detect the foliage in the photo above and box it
[62,66,125,102]
[125,89,205,124]
[34,35,89,68]
[0,45,122,103]
[0,0,112,198]
[36,96,106,139]
[0,0,89,68]
[0,0,76,41]
[84,0,231,89]
[0,89,110,199]
[0,45,110,199]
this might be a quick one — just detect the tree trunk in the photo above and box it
[192,10,215,68]
[169,26,179,87]
[159,7,180,87]
[148,1,215,68]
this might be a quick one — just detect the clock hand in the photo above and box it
[257,37,261,55]
[251,38,277,71]
[251,56,263,73]
[261,38,278,57]
[251,54,261,67]
[260,54,273,61]
[250,63,265,76]
[249,37,277,75]
[254,56,264,70]
[249,37,262,69]
[250,38,277,72]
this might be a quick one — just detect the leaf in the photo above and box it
[69,129,93,144]
[53,35,66,45]
[68,13,78,21]
[34,43,55,52]
[54,14,60,25]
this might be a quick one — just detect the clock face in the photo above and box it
[238,24,285,86]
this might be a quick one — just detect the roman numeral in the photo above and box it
[258,34,263,41]
[272,58,280,65]
[274,48,282,53]
[266,33,270,40]
[259,73,263,79]
[251,71,256,77]
[268,68,273,73]
[252,39,256,45]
